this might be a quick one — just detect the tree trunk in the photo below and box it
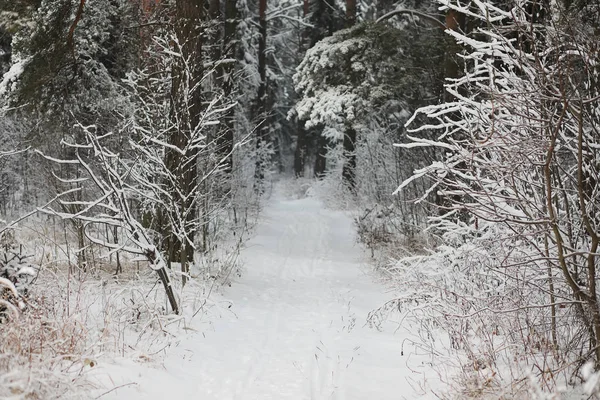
[341,0,356,189]
[342,124,356,189]
[165,0,204,285]
[219,0,237,174]
[147,247,179,314]
[293,0,311,178]
[443,9,465,101]
[294,122,307,177]
[314,133,327,178]
[345,0,356,27]
[254,0,268,190]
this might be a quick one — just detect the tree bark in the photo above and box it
[342,0,356,189]
[294,122,307,177]
[443,8,465,101]
[342,124,356,189]
[219,0,237,174]
[254,0,268,190]
[165,0,204,286]
[314,132,327,178]
[293,0,311,178]
[345,0,356,27]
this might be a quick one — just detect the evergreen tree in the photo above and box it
[294,19,445,193]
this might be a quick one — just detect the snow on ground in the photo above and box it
[91,184,441,399]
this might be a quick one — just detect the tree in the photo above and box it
[127,1,240,286]
[306,0,342,178]
[396,0,600,378]
[1,0,139,271]
[252,0,269,190]
[0,0,38,76]
[294,21,445,190]
[164,0,205,285]
[340,0,357,188]
[292,0,312,178]
[219,0,238,174]
[36,124,181,313]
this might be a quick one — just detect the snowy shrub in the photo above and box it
[380,0,600,396]
[0,297,90,399]
[275,177,317,200]
[0,230,37,321]
[355,203,433,258]
[0,255,213,399]
[0,277,20,322]
[371,219,575,397]
[0,230,37,294]
[0,262,95,399]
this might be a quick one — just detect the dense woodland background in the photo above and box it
[1,0,600,398]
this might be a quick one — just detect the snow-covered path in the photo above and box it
[96,186,434,399]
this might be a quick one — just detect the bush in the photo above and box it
[0,229,37,321]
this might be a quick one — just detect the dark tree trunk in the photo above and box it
[208,0,222,65]
[254,0,268,190]
[218,0,238,174]
[342,0,356,189]
[342,125,356,189]
[443,9,465,101]
[165,0,204,286]
[294,122,307,177]
[314,133,327,178]
[345,0,356,27]
[293,0,311,178]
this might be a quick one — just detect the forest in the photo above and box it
[1,0,600,398]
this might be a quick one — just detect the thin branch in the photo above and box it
[376,8,445,28]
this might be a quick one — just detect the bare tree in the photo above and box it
[36,128,180,314]
[392,0,600,388]
[166,0,205,285]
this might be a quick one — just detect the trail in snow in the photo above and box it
[94,184,438,399]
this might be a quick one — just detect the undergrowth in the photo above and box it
[0,205,252,399]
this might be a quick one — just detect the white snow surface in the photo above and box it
[91,186,438,399]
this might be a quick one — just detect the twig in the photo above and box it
[94,382,138,399]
